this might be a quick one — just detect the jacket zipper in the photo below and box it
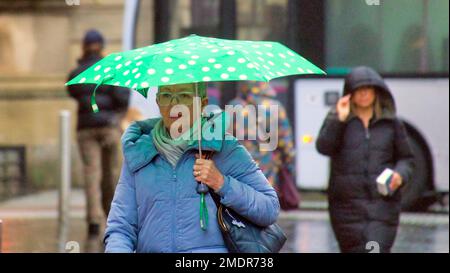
[364,122,372,202]
[156,152,179,253]
[170,152,191,252]
[171,165,176,252]
[365,127,371,139]
[160,150,209,251]
[364,126,370,176]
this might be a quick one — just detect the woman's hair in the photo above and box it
[373,93,383,119]
[350,87,383,119]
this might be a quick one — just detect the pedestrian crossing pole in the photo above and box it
[0,219,3,253]
[58,110,72,253]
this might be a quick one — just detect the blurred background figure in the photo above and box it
[66,29,130,238]
[227,82,299,210]
[316,67,415,253]
[206,83,222,106]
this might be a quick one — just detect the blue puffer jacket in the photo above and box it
[104,118,280,253]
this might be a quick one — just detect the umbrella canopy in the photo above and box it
[66,34,325,98]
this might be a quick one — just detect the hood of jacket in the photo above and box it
[343,66,396,120]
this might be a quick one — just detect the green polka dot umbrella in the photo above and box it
[66,34,325,111]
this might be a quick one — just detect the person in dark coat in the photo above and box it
[68,29,130,131]
[316,66,414,253]
[67,29,130,237]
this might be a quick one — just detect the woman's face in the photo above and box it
[351,86,376,109]
[157,83,208,137]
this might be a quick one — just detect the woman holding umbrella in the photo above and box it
[316,66,414,253]
[103,82,280,253]
[66,35,325,252]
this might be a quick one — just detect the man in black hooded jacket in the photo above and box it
[67,29,130,237]
[316,66,414,253]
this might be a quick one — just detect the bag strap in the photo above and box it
[209,188,222,209]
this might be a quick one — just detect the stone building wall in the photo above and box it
[0,0,143,195]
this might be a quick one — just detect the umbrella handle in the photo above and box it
[90,74,115,113]
[195,82,203,158]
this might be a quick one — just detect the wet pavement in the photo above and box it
[1,218,99,253]
[278,211,449,253]
[0,190,448,253]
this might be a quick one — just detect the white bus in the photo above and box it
[294,77,449,210]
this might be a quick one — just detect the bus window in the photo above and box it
[236,0,288,43]
[325,0,449,74]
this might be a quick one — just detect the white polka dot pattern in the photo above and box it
[66,34,325,92]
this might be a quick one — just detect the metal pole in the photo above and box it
[195,83,202,158]
[0,219,3,253]
[122,0,140,50]
[58,110,72,253]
